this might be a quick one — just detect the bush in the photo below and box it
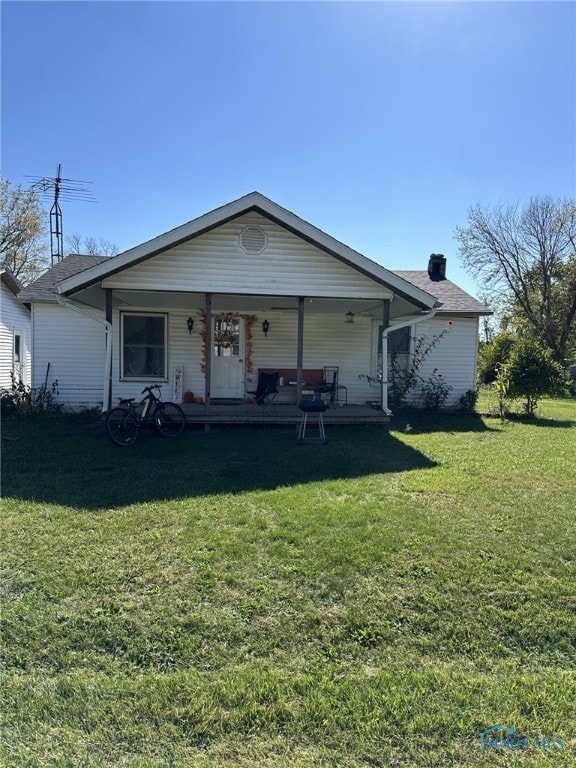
[419,369,453,410]
[477,331,517,384]
[0,374,61,418]
[456,388,479,412]
[498,340,570,416]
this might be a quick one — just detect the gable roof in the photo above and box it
[54,192,438,310]
[17,255,109,303]
[1,267,23,296]
[393,270,492,315]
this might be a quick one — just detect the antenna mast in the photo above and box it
[27,164,96,266]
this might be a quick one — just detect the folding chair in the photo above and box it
[247,371,280,412]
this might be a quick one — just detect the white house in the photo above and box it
[18,193,490,420]
[1,268,31,388]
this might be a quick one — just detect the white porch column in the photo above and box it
[381,299,390,413]
[204,293,212,412]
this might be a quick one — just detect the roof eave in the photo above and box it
[55,193,437,309]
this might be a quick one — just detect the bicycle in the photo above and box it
[105,385,186,446]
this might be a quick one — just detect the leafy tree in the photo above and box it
[0,177,49,285]
[456,196,576,364]
[477,331,518,384]
[498,338,570,416]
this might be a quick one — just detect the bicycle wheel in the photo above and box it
[105,408,139,446]
[155,402,186,437]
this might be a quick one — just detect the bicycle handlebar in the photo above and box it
[141,385,162,395]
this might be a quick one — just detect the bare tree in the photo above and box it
[66,233,118,257]
[0,178,49,285]
[456,197,576,363]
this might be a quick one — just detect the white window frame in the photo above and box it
[120,312,168,381]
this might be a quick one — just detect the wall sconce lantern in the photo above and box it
[262,319,270,337]
[344,310,355,324]
[187,317,194,334]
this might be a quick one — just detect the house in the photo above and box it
[1,268,31,388]
[17,192,490,421]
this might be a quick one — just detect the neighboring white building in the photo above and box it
[18,193,491,417]
[1,268,31,388]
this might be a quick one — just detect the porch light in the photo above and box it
[262,319,270,337]
[344,311,355,324]
[187,317,194,334]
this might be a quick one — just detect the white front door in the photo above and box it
[211,315,244,398]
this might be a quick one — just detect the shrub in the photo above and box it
[501,340,570,416]
[456,388,479,412]
[0,373,61,417]
[477,331,517,384]
[419,369,453,410]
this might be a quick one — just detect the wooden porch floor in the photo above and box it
[180,402,390,427]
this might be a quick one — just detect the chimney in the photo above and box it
[428,253,446,281]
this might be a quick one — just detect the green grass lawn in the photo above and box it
[1,399,575,767]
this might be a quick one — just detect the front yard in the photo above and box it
[1,399,575,766]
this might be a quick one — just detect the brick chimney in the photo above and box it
[428,253,446,280]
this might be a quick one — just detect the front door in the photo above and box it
[212,315,244,398]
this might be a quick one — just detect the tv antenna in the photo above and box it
[26,164,96,266]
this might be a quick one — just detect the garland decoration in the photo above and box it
[199,309,207,374]
[244,314,256,381]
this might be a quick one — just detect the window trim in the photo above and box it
[120,311,168,381]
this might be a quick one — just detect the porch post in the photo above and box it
[381,299,390,412]
[105,288,113,412]
[204,293,212,413]
[296,297,304,403]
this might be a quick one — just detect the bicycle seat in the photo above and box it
[119,398,135,405]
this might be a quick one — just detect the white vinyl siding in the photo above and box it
[27,301,481,411]
[1,282,31,388]
[102,213,393,300]
[408,317,480,405]
[107,306,376,406]
[31,303,106,409]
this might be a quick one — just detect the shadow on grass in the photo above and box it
[389,409,498,435]
[2,416,437,510]
[501,413,576,428]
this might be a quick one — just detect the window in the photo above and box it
[377,325,410,355]
[214,316,240,358]
[374,325,411,382]
[13,333,22,364]
[387,326,410,355]
[121,313,167,379]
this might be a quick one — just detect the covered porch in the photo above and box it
[180,400,390,428]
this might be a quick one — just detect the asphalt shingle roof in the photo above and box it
[18,254,491,316]
[17,255,109,302]
[392,270,492,314]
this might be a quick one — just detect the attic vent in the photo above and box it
[240,226,267,255]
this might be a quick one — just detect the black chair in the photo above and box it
[321,366,348,406]
[314,369,338,407]
[248,371,280,412]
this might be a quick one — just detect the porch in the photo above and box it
[180,401,390,428]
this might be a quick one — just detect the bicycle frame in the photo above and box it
[106,385,185,446]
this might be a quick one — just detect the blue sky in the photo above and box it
[2,1,575,298]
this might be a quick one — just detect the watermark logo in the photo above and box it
[479,725,564,751]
